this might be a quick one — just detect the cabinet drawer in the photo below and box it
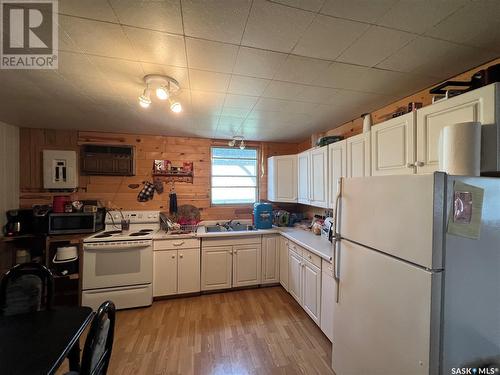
[288,241,302,256]
[322,259,334,277]
[154,238,200,250]
[202,236,261,247]
[303,250,321,269]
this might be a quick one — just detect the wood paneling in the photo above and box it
[0,121,19,230]
[19,129,298,220]
[300,58,500,149]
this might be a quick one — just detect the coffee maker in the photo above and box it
[3,209,34,236]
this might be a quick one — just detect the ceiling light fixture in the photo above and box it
[138,74,182,113]
[228,136,245,149]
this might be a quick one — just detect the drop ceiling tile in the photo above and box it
[262,81,308,100]
[224,94,259,109]
[272,0,325,12]
[123,26,186,67]
[425,2,500,52]
[190,90,226,115]
[58,16,136,60]
[300,86,342,104]
[377,36,498,79]
[228,75,270,96]
[109,0,183,34]
[57,51,100,79]
[220,107,251,118]
[186,38,239,73]
[140,63,190,89]
[337,26,415,67]
[253,97,319,114]
[59,0,118,22]
[315,62,408,95]
[189,70,231,92]
[320,0,398,24]
[274,55,331,84]
[182,0,252,44]
[218,116,245,128]
[292,15,369,60]
[89,55,144,84]
[376,0,468,34]
[233,47,288,79]
[241,0,315,53]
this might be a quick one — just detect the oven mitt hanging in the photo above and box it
[137,182,155,202]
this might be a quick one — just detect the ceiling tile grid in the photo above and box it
[1,0,499,142]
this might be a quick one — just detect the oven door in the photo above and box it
[83,241,153,290]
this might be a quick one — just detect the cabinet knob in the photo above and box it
[233,250,238,254]
[171,255,175,259]
[308,254,312,259]
[407,163,415,168]
[179,254,183,258]
[415,161,424,167]
[229,250,233,254]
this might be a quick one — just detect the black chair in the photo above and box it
[0,262,54,316]
[78,301,116,375]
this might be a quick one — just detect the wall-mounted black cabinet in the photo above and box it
[81,145,135,176]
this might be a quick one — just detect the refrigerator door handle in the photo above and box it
[333,177,343,303]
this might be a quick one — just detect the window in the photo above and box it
[211,147,258,205]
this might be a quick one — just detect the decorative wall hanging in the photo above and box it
[152,160,194,183]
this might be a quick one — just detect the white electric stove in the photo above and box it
[82,211,160,310]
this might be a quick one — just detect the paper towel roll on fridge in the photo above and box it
[439,122,481,176]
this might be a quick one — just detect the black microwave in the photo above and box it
[48,210,105,235]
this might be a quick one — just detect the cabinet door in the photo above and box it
[297,151,310,204]
[371,113,416,176]
[346,133,371,177]
[310,147,328,207]
[153,250,177,297]
[320,269,334,342]
[275,156,297,202]
[178,248,200,294]
[328,140,346,208]
[302,260,321,325]
[416,84,496,174]
[233,244,261,287]
[201,246,232,291]
[262,235,280,284]
[288,249,302,304]
[279,237,289,291]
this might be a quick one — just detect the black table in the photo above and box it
[0,306,94,375]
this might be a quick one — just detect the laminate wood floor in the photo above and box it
[61,286,335,375]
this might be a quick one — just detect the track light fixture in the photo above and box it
[228,136,245,150]
[138,74,182,113]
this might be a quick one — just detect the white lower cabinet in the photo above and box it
[320,260,334,342]
[279,237,289,291]
[287,241,322,325]
[201,246,233,291]
[201,237,262,291]
[302,260,321,324]
[153,240,201,297]
[262,234,280,285]
[233,244,261,287]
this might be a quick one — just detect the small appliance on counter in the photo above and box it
[3,209,34,237]
[273,210,290,227]
[322,217,334,241]
[48,208,105,235]
[253,202,273,229]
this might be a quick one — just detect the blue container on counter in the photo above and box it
[253,202,273,229]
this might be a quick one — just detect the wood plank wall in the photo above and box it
[298,57,500,152]
[19,129,298,220]
[0,122,20,230]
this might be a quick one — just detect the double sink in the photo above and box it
[204,222,256,233]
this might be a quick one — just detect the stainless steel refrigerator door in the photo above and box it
[332,239,442,375]
[340,173,446,269]
[441,176,500,372]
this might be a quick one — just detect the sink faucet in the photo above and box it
[223,219,234,230]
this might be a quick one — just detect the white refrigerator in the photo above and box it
[331,172,500,375]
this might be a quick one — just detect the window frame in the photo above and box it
[210,146,259,206]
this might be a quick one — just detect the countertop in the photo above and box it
[153,225,333,262]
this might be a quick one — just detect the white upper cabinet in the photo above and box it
[267,155,297,203]
[416,83,498,174]
[309,146,328,208]
[297,151,310,205]
[346,132,371,177]
[371,112,416,176]
[328,140,346,208]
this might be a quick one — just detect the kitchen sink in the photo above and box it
[204,223,256,233]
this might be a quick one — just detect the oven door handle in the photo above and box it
[83,242,151,251]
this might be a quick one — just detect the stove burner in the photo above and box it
[139,229,153,232]
[129,232,148,236]
[93,230,122,239]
